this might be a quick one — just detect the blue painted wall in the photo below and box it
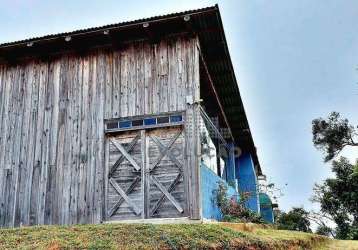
[200,164,238,220]
[259,193,275,223]
[225,142,236,184]
[236,153,260,213]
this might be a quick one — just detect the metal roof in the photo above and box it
[0,5,262,174]
[0,6,216,49]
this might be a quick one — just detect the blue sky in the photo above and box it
[1,0,357,212]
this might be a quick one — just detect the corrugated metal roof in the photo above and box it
[0,6,216,48]
[0,5,262,174]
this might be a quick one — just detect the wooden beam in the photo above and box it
[110,140,141,171]
[198,49,234,142]
[150,173,182,216]
[149,132,180,171]
[109,134,140,176]
[108,176,141,217]
[109,178,141,215]
[150,176,183,213]
[149,132,183,171]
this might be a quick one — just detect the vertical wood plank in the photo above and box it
[158,41,169,113]
[152,44,159,114]
[22,61,38,226]
[103,138,109,221]
[48,59,61,225]
[135,43,145,115]
[104,52,113,119]
[143,43,152,115]
[128,44,135,117]
[112,51,121,118]
[38,61,51,225]
[17,62,34,226]
[0,66,12,227]
[0,65,4,227]
[94,51,105,223]
[2,66,15,227]
[120,49,128,117]
[140,130,146,219]
[56,55,69,225]
[29,61,43,226]
[88,52,97,223]
[9,65,25,227]
[69,56,81,225]
[78,55,89,224]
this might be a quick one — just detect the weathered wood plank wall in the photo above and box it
[0,36,200,227]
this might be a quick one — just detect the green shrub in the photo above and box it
[347,225,358,240]
[213,181,265,224]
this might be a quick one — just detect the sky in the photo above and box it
[0,0,357,212]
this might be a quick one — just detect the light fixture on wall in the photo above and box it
[183,15,190,22]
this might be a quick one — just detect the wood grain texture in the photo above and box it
[0,36,201,227]
[106,127,186,221]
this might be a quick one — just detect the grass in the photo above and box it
[0,222,356,249]
[315,239,358,250]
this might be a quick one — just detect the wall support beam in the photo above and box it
[225,142,236,187]
[198,49,234,142]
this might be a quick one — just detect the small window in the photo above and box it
[107,122,118,130]
[144,118,157,125]
[119,121,131,128]
[105,112,183,132]
[170,115,182,123]
[132,119,144,126]
[157,116,169,124]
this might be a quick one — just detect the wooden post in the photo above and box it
[185,103,201,219]
[184,38,201,220]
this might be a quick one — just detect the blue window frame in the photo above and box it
[144,118,157,125]
[106,112,183,132]
[107,122,118,129]
[170,115,182,123]
[119,121,131,128]
[157,116,169,124]
[132,119,144,126]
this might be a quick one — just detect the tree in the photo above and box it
[311,157,358,239]
[307,211,335,238]
[312,112,358,239]
[275,207,312,233]
[312,112,358,162]
[316,225,333,237]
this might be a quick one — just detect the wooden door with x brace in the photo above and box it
[105,126,186,221]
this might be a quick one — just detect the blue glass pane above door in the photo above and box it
[170,115,182,123]
[119,121,131,128]
[144,118,157,125]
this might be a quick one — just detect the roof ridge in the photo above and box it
[0,5,217,48]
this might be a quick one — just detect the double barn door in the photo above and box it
[106,127,186,221]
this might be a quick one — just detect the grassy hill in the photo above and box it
[0,222,357,249]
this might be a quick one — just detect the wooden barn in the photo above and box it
[0,5,263,227]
